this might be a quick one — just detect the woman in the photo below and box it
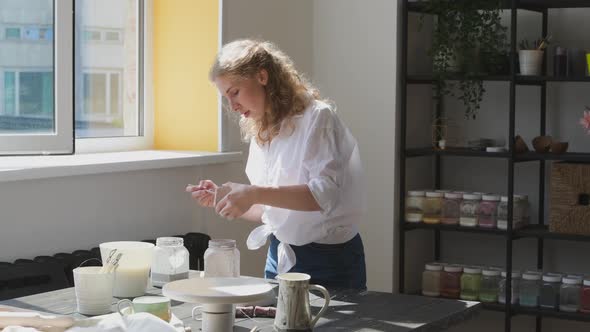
[186,39,366,290]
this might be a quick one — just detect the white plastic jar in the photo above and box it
[204,239,240,277]
[151,237,190,287]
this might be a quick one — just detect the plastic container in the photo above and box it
[204,239,240,277]
[441,192,462,225]
[519,272,542,307]
[422,263,443,297]
[423,192,443,224]
[477,194,500,228]
[151,237,190,287]
[560,277,582,312]
[499,270,521,304]
[480,268,501,303]
[581,278,590,313]
[460,267,482,301]
[440,265,463,299]
[99,241,154,298]
[460,194,481,227]
[539,273,562,309]
[405,191,425,223]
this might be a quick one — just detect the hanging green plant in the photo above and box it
[418,0,508,119]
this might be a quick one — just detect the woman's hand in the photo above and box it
[215,182,258,220]
[186,180,218,208]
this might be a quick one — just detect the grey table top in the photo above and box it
[0,277,481,332]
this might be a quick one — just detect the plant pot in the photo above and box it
[518,50,544,76]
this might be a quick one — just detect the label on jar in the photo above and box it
[459,217,477,227]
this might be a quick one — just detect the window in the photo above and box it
[75,0,145,145]
[0,1,73,155]
[0,0,149,155]
[5,27,20,40]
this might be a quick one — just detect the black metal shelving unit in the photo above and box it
[398,1,590,331]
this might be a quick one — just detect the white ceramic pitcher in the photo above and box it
[274,273,330,332]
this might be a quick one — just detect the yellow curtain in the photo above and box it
[153,0,219,151]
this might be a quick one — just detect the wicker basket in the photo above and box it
[549,163,590,235]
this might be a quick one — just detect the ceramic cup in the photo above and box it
[73,266,114,316]
[117,296,171,322]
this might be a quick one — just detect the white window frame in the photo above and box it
[0,0,73,155]
[76,0,153,153]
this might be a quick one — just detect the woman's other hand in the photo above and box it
[186,180,218,208]
[215,182,258,220]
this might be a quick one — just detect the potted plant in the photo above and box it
[518,36,551,76]
[418,0,508,119]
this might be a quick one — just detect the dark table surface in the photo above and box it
[0,275,480,332]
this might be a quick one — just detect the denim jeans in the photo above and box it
[265,233,367,290]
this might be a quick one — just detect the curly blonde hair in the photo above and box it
[209,39,320,144]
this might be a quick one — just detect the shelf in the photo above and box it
[404,222,508,236]
[407,74,510,84]
[407,0,590,13]
[514,306,590,322]
[514,225,590,242]
[405,147,510,159]
[407,74,590,86]
[514,152,590,163]
[516,75,590,85]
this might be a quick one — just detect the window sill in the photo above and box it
[0,150,243,183]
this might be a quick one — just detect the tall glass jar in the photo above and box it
[460,267,482,301]
[405,191,425,223]
[477,194,500,228]
[480,268,501,303]
[422,263,443,297]
[497,196,524,230]
[441,192,462,225]
[151,237,190,287]
[560,277,582,312]
[581,278,590,313]
[440,265,463,299]
[460,194,481,227]
[539,273,562,310]
[499,270,521,304]
[423,192,443,224]
[519,272,542,307]
[516,194,530,225]
[204,239,240,277]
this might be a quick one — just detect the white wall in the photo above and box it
[312,0,398,292]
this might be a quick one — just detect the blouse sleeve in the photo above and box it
[303,107,357,217]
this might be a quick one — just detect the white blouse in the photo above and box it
[245,99,365,275]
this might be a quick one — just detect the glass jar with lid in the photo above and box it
[581,278,590,313]
[423,192,443,224]
[480,268,501,303]
[422,263,443,297]
[539,273,562,309]
[460,267,482,301]
[204,239,240,277]
[441,192,462,225]
[460,194,481,227]
[477,194,500,228]
[519,271,542,307]
[515,194,530,225]
[151,237,190,287]
[440,265,463,299]
[560,276,582,312]
[497,196,525,230]
[405,191,425,223]
[499,270,521,304]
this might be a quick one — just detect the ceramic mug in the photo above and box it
[117,296,171,322]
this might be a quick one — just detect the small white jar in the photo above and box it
[151,237,190,287]
[204,239,240,278]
